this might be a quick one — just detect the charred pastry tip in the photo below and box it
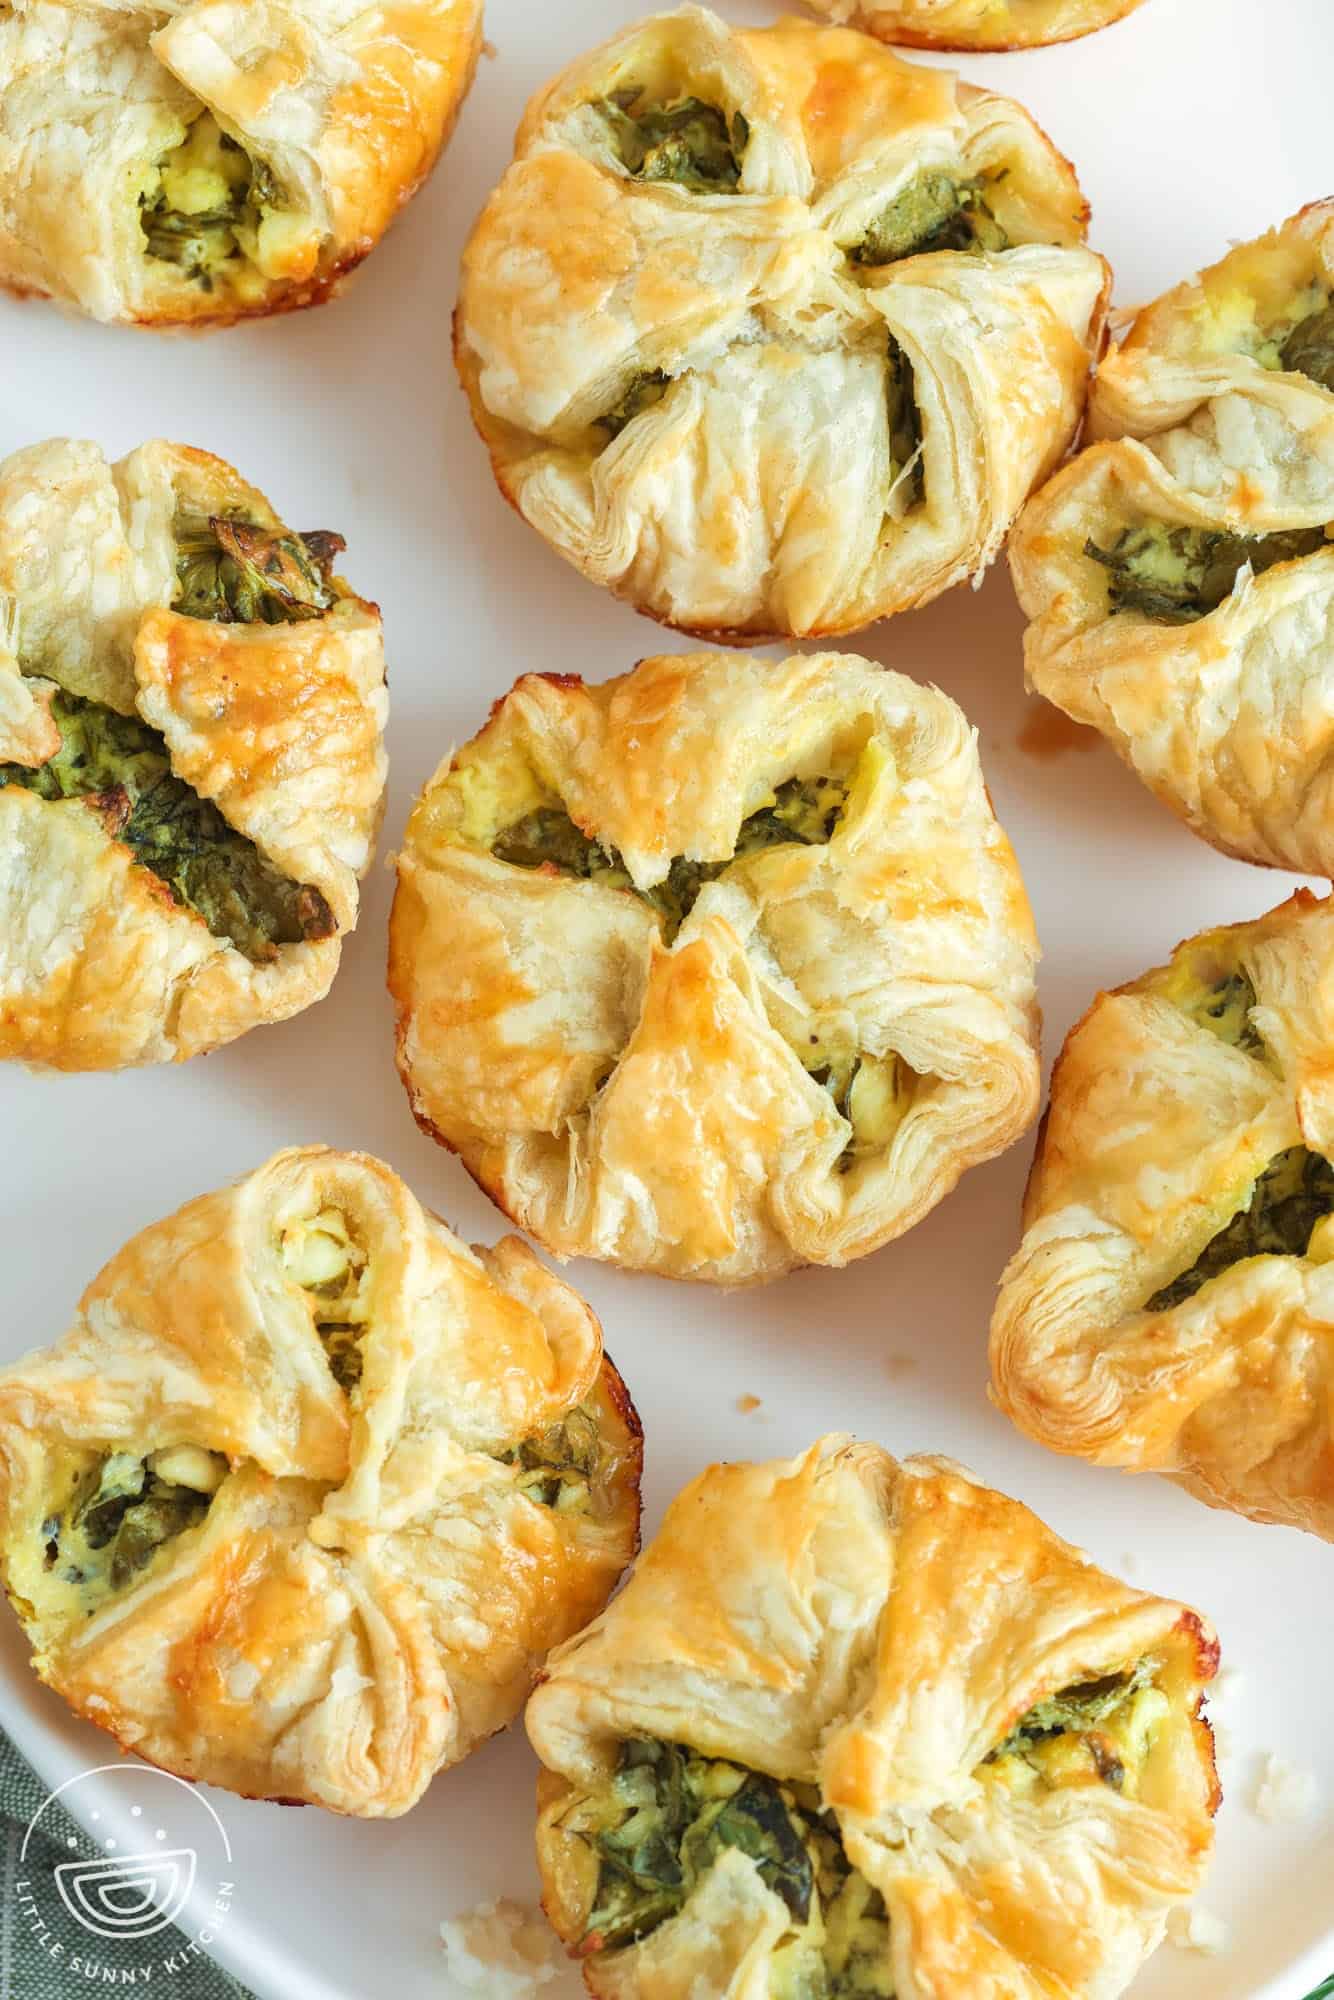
[82,785,132,839]
[298,884,339,944]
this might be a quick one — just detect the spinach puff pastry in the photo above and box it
[993,890,1334,1538]
[528,1437,1220,1999]
[0,436,388,1069]
[0,0,482,326]
[1014,209,1334,878]
[454,7,1108,642]
[389,649,1040,1286]
[0,1147,643,1815]
[1010,432,1334,875]
[798,0,1147,54]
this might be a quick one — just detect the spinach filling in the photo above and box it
[575,1738,892,1993]
[593,89,748,193]
[494,1404,607,1513]
[141,112,285,293]
[174,516,343,624]
[597,370,671,441]
[0,689,335,963]
[810,1048,913,1173]
[886,336,924,505]
[1147,1146,1334,1312]
[490,773,848,944]
[854,169,1009,267]
[1279,298,1334,393]
[1180,965,1265,1054]
[1086,520,1329,622]
[984,1656,1167,1796]
[41,1449,225,1610]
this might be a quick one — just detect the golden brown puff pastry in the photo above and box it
[1089,202,1334,519]
[1010,435,1334,875]
[453,7,1108,643]
[389,648,1041,1287]
[0,1146,642,1816]
[0,0,481,327]
[798,0,1147,54]
[0,436,388,1070]
[992,888,1334,1539]
[527,1436,1219,2000]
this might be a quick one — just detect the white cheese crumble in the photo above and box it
[440,1900,568,1998]
[1167,1905,1229,1955]
[1252,1754,1318,1824]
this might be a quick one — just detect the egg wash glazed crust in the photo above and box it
[0,1148,643,1815]
[389,649,1040,1286]
[0,438,388,1070]
[797,0,1148,54]
[528,1438,1219,2000]
[1012,204,1334,876]
[993,890,1334,1540]
[0,0,483,327]
[454,7,1108,643]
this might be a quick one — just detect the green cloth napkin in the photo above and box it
[0,1730,251,1999]
[0,1726,1328,1999]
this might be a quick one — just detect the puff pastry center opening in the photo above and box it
[32,1445,228,1625]
[852,168,1010,268]
[489,769,851,945]
[590,88,749,195]
[1146,1147,1334,1312]
[279,1206,371,1392]
[567,1737,893,1989]
[0,683,336,964]
[1084,517,1332,624]
[140,111,309,302]
[492,1403,612,1516]
[982,1655,1168,1798]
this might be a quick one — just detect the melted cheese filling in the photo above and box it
[140,111,317,300]
[493,1404,610,1516]
[22,1445,228,1627]
[279,1206,371,1391]
[982,1657,1169,1800]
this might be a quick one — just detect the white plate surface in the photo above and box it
[2,0,1333,1995]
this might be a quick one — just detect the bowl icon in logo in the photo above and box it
[54,1847,198,1941]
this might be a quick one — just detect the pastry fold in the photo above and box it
[0,1147,642,1815]
[798,0,1147,52]
[455,6,1107,641]
[528,1437,1219,2000]
[0,0,481,326]
[389,648,1040,1285]
[992,889,1334,1538]
[0,436,388,1069]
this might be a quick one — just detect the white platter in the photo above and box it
[2,0,1333,1994]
